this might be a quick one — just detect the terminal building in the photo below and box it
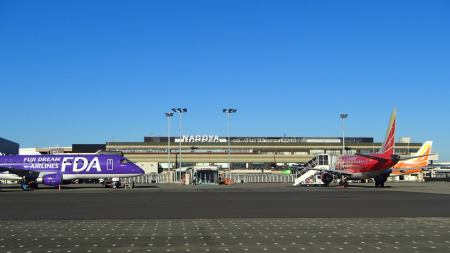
[8,135,437,182]
[98,135,426,172]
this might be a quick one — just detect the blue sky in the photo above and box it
[1,1,449,161]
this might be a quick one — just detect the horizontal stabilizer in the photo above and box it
[399,153,437,161]
[355,153,390,162]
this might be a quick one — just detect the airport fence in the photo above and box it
[122,174,170,184]
[231,174,296,183]
[122,173,296,184]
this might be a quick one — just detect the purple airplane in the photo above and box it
[0,154,145,191]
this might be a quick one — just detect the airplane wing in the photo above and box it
[308,167,353,175]
[0,167,40,178]
[354,153,390,162]
[286,165,353,175]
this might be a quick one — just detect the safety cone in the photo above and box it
[58,184,61,190]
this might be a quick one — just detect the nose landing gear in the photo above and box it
[21,179,38,191]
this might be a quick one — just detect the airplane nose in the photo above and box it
[135,165,145,174]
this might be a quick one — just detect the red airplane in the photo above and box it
[310,109,434,187]
[323,108,398,187]
[293,109,424,188]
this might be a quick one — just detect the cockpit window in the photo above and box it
[120,159,134,164]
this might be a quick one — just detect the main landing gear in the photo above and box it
[102,180,121,189]
[338,181,349,187]
[374,174,388,188]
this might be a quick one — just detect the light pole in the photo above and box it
[223,109,237,181]
[165,112,174,180]
[173,108,187,184]
[340,114,348,155]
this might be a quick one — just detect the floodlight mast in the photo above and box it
[223,109,237,183]
[340,114,348,155]
[165,113,174,179]
[174,108,187,184]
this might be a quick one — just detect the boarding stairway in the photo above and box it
[292,154,339,186]
[293,156,319,186]
[293,170,318,186]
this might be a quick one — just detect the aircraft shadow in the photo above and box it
[347,184,392,188]
[132,185,159,189]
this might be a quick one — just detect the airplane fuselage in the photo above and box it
[389,162,427,176]
[0,154,145,182]
[389,169,424,176]
[388,144,432,176]
[335,153,398,179]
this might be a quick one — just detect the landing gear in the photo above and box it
[103,180,121,189]
[339,181,349,187]
[374,174,387,188]
[21,180,38,191]
[374,181,385,188]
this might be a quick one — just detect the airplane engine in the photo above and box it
[321,173,333,184]
[43,173,63,186]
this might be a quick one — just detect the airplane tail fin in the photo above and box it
[378,109,397,155]
[402,141,433,166]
